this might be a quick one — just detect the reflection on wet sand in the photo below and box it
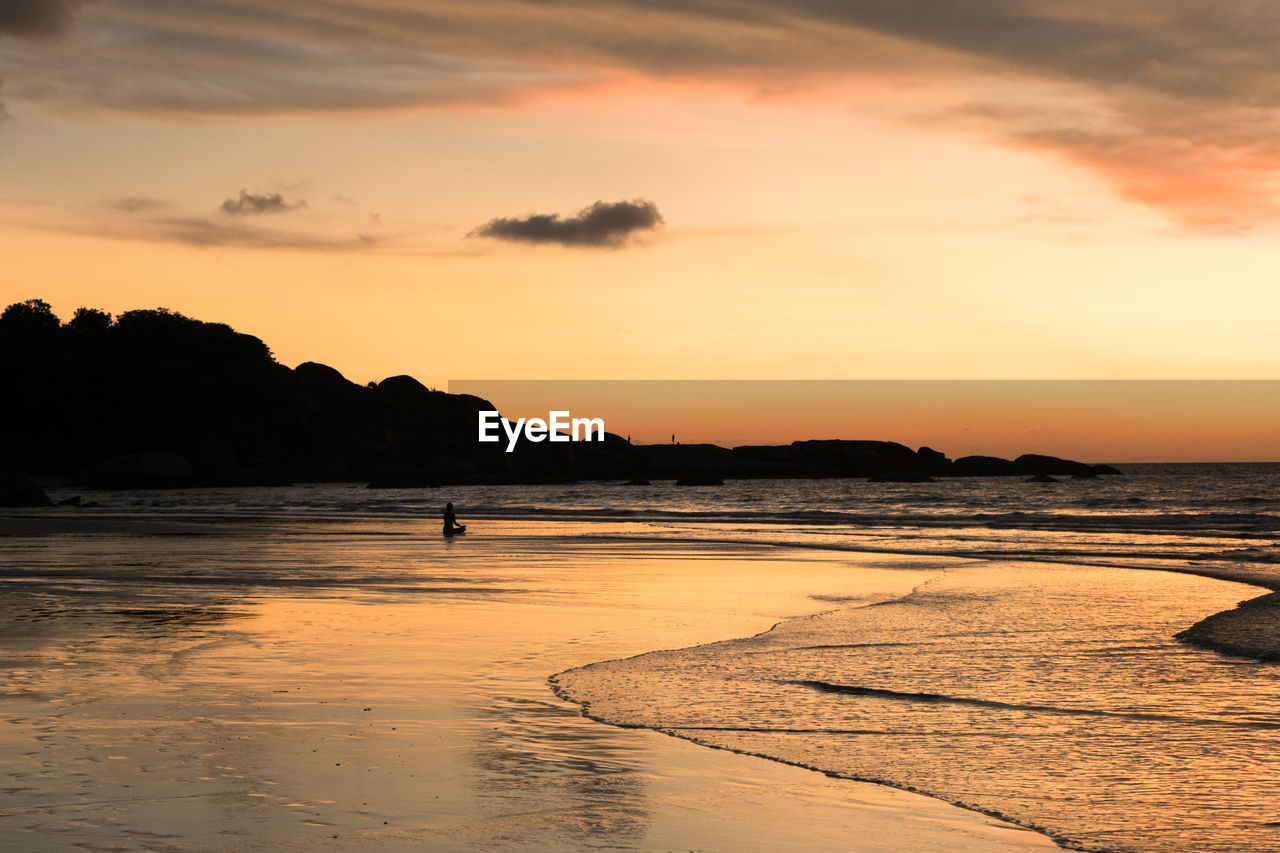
[472,696,646,844]
[0,516,1060,851]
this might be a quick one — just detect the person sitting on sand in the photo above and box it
[443,502,466,537]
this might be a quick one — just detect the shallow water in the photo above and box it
[9,466,1280,851]
[556,561,1280,852]
[0,518,1054,852]
[40,463,1280,573]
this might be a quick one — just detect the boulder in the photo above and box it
[732,445,796,463]
[1015,454,1097,476]
[0,473,52,506]
[951,456,1027,477]
[1027,474,1060,483]
[916,446,952,475]
[569,432,647,480]
[377,373,432,397]
[636,444,734,479]
[790,440,918,474]
[1092,464,1124,476]
[423,454,478,483]
[186,431,238,480]
[85,452,193,489]
[294,361,362,397]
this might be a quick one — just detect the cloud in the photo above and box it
[219,190,306,216]
[0,192,411,252]
[148,216,375,249]
[925,94,1280,231]
[471,199,665,248]
[7,3,1280,227]
[104,196,168,214]
[0,0,83,39]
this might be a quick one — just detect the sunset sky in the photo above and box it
[450,380,1280,460]
[4,2,1280,393]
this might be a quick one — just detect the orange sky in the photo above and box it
[3,3,1279,459]
[449,381,1280,462]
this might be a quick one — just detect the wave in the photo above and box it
[788,680,1280,730]
[1176,591,1280,661]
[533,529,1280,584]
[70,500,1280,540]
[553,554,1280,852]
[462,505,1280,536]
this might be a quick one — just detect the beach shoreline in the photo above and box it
[0,512,1062,851]
[551,553,1277,853]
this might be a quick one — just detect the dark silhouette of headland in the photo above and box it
[0,299,1121,501]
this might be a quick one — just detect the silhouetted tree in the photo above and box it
[0,298,60,335]
[67,307,112,336]
[0,298,61,359]
[0,298,584,485]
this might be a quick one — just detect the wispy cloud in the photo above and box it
[471,199,665,248]
[219,190,306,216]
[0,0,87,120]
[0,0,84,39]
[6,3,1280,228]
[147,216,376,250]
[2,193,386,252]
[103,196,169,214]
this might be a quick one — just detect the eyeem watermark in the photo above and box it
[478,411,605,452]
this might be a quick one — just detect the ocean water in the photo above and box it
[27,462,1280,851]
[554,561,1280,852]
[46,462,1280,575]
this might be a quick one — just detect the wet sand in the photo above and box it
[554,558,1280,852]
[0,515,1058,851]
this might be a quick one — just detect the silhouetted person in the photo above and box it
[443,502,466,537]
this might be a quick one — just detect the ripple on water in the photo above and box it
[554,562,1280,853]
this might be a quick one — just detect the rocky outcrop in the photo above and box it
[915,446,952,475]
[790,440,919,474]
[0,473,52,506]
[951,455,1028,477]
[0,299,1126,488]
[86,452,194,489]
[639,444,735,481]
[1015,454,1097,476]
[732,445,798,464]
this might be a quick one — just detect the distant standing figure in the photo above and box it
[671,433,676,445]
[443,502,467,537]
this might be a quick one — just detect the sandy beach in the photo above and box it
[0,514,1058,851]
[6,0,1280,845]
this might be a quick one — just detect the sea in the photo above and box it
[26,462,1280,852]
[50,462,1280,574]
